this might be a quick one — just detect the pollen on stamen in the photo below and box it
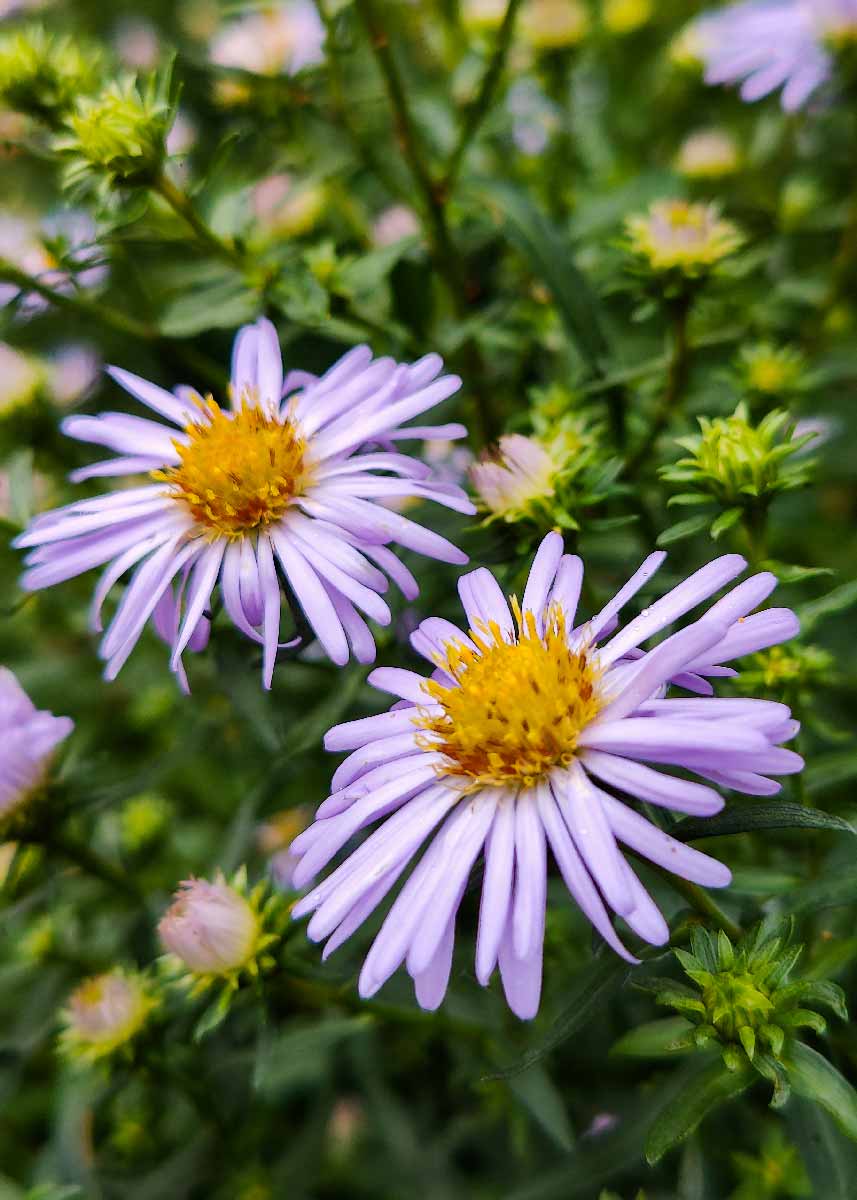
[415,599,603,789]
[153,399,312,538]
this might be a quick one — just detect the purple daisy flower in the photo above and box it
[1,668,73,821]
[694,0,857,111]
[290,534,803,1019]
[14,320,473,690]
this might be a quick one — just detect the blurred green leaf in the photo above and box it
[508,1065,575,1152]
[645,1056,754,1165]
[656,515,711,547]
[611,1017,695,1059]
[158,269,258,336]
[784,1043,857,1143]
[253,1017,373,1097]
[476,182,611,375]
[485,953,630,1080]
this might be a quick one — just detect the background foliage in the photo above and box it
[2,0,857,1196]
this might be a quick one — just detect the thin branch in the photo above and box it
[0,256,156,341]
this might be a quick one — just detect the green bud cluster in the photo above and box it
[655,923,847,1105]
[661,403,816,540]
[56,72,175,195]
[739,643,835,701]
[0,25,102,126]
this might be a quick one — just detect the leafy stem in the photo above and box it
[0,254,156,340]
[152,170,244,269]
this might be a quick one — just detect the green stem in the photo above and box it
[152,171,244,268]
[355,0,499,444]
[440,0,523,195]
[668,875,743,941]
[625,294,692,479]
[0,256,156,341]
[316,0,407,203]
[354,0,463,290]
[742,502,769,567]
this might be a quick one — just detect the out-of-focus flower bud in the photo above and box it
[625,199,743,278]
[675,129,740,179]
[519,0,589,50]
[0,25,101,127]
[59,969,157,1064]
[56,72,175,193]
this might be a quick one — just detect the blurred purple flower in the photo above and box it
[15,319,472,690]
[0,667,73,820]
[291,534,802,1018]
[694,0,857,111]
[210,1,325,76]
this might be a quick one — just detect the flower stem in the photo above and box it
[440,0,523,195]
[354,0,497,444]
[152,171,244,268]
[0,255,156,341]
[742,502,769,567]
[626,294,692,478]
[667,875,743,941]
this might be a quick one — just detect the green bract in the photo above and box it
[649,923,847,1105]
[660,403,816,544]
[56,72,175,194]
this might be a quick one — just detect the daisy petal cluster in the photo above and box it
[290,533,803,1019]
[0,667,73,828]
[626,200,743,277]
[14,319,473,690]
[692,0,857,112]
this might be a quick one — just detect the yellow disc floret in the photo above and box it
[156,398,310,538]
[416,600,601,790]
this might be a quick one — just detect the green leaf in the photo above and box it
[158,270,258,336]
[709,507,742,539]
[507,1065,575,1152]
[253,1017,373,1096]
[762,561,835,584]
[785,1098,857,1200]
[484,953,630,1080]
[656,515,711,547]
[645,1056,755,1164]
[269,267,330,325]
[784,1043,857,1143]
[806,750,857,796]
[672,803,854,843]
[779,865,857,915]
[798,579,857,635]
[192,985,233,1042]
[476,182,611,375]
[611,1016,695,1058]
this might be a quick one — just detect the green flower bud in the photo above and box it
[660,923,847,1083]
[0,25,101,126]
[56,72,175,194]
[661,403,815,511]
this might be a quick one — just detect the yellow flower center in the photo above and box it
[155,398,310,538]
[416,601,602,790]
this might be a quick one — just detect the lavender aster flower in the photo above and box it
[290,534,803,1019]
[693,0,857,111]
[15,319,472,690]
[0,667,73,823]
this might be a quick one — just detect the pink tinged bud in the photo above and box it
[63,970,154,1058]
[158,876,259,974]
